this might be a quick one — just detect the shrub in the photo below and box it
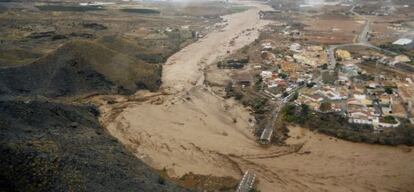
[157,176,165,185]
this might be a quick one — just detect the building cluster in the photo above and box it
[292,48,413,131]
[261,38,411,131]
[225,30,413,133]
[294,80,410,130]
[259,70,301,99]
[361,54,412,67]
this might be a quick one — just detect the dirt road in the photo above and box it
[98,1,414,191]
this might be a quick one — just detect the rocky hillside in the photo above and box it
[0,40,161,97]
[0,99,188,192]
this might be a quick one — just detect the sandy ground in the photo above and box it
[98,1,414,191]
[303,18,364,44]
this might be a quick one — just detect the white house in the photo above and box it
[393,38,412,45]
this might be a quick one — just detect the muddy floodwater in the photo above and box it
[99,0,414,191]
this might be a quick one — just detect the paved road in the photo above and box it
[358,18,371,44]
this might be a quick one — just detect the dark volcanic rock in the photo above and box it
[82,23,107,30]
[0,100,188,192]
[27,31,56,39]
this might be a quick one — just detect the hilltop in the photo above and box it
[0,40,161,97]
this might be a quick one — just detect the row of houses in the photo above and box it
[295,83,402,129]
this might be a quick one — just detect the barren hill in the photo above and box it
[0,40,161,97]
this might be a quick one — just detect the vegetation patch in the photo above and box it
[120,8,160,14]
[217,57,249,69]
[380,116,397,124]
[281,104,414,146]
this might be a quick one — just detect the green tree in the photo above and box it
[290,91,299,102]
[278,72,288,79]
[282,104,297,122]
[384,87,393,94]
[300,104,309,117]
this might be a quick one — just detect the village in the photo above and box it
[225,35,414,145]
[210,0,414,146]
